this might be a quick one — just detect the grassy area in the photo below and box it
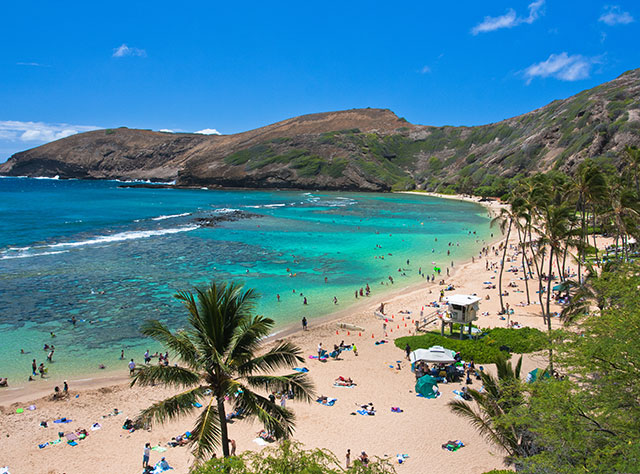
[394,327,549,364]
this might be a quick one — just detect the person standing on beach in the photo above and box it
[129,359,136,375]
[120,349,124,360]
[405,343,411,360]
[143,442,151,468]
[32,359,37,376]
[63,380,69,392]
[317,342,323,358]
[346,449,351,468]
[302,317,307,331]
[144,350,151,364]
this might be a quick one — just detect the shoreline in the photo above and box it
[1,194,504,407]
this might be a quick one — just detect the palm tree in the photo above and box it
[491,207,514,314]
[448,356,537,465]
[132,281,315,461]
[622,145,640,196]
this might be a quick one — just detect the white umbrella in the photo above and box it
[409,346,457,364]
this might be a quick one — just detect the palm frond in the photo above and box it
[136,386,203,426]
[131,364,201,388]
[236,341,305,375]
[228,315,275,366]
[189,397,221,462]
[448,399,514,455]
[234,388,296,440]
[245,373,315,403]
[140,319,199,368]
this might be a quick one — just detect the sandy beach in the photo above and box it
[0,196,564,474]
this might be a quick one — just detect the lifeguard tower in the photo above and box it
[441,294,481,338]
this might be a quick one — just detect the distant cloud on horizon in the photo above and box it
[194,128,221,135]
[0,120,99,143]
[419,65,431,74]
[523,52,598,84]
[471,0,545,35]
[599,5,634,26]
[112,44,147,58]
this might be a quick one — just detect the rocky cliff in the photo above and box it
[2,69,639,193]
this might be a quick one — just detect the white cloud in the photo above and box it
[194,128,221,135]
[159,129,174,133]
[471,0,545,35]
[472,8,517,34]
[523,0,545,24]
[17,62,49,67]
[0,120,99,143]
[112,44,146,58]
[523,52,597,84]
[420,65,431,74]
[599,5,634,26]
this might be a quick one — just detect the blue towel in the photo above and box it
[54,418,72,424]
[192,402,202,408]
[357,409,375,416]
[293,367,309,373]
[38,442,48,449]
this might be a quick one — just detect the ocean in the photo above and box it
[0,177,492,383]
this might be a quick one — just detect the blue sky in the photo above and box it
[0,0,638,161]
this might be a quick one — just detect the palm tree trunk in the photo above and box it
[498,219,512,314]
[517,226,531,305]
[592,210,599,264]
[217,397,230,457]
[545,245,555,373]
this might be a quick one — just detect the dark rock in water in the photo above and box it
[195,210,262,227]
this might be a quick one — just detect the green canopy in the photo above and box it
[415,374,439,398]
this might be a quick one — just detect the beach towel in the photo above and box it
[333,383,355,388]
[308,355,327,361]
[391,407,403,413]
[38,443,48,449]
[316,397,337,406]
[253,438,268,446]
[152,446,168,452]
[292,367,309,372]
[54,418,72,424]
[28,405,36,411]
[49,439,61,445]
[66,432,78,441]
[90,423,101,431]
[356,409,375,416]
[396,454,410,464]
[442,440,464,452]
[192,402,203,408]
[0,468,9,474]
[453,390,465,401]
[67,441,78,447]
[15,408,23,414]
[374,340,388,345]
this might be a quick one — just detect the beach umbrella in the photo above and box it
[409,346,457,364]
[415,374,439,398]
[526,368,550,383]
[552,282,570,292]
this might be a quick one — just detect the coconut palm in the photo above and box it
[448,356,537,465]
[131,281,315,461]
[491,207,514,314]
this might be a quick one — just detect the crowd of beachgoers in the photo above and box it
[0,194,568,474]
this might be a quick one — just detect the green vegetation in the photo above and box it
[395,327,549,364]
[105,129,115,135]
[444,159,640,472]
[190,441,396,474]
[132,282,314,460]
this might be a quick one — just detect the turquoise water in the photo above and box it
[0,177,492,383]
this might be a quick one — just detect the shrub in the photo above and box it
[395,327,548,364]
